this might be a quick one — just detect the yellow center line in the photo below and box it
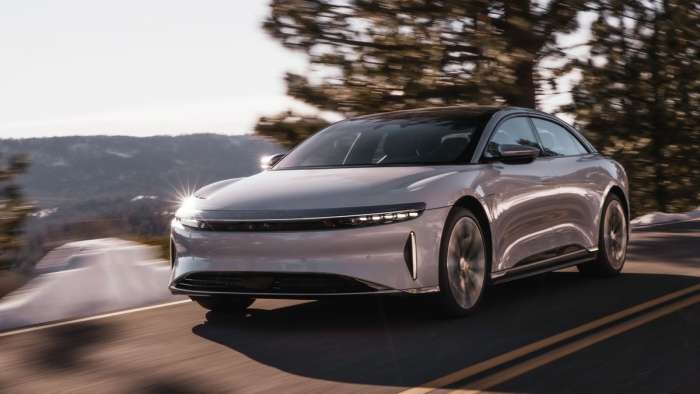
[451,292,700,393]
[398,282,700,394]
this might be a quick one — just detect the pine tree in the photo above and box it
[256,0,592,146]
[0,154,34,270]
[256,111,330,149]
[567,0,700,214]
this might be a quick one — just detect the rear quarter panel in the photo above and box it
[546,153,629,253]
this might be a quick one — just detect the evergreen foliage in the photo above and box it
[0,154,34,270]
[567,0,700,214]
[256,0,592,145]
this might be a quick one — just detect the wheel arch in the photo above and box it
[600,184,631,247]
[606,185,630,222]
[452,195,494,276]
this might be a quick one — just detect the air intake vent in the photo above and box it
[174,272,380,294]
[403,232,417,280]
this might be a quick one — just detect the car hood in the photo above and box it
[193,166,467,212]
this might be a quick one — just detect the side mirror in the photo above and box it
[495,144,540,164]
[260,153,285,170]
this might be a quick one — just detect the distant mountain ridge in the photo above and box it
[0,134,282,210]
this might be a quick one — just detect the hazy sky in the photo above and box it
[0,0,318,138]
[0,1,587,139]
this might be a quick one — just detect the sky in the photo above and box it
[0,0,317,138]
[0,1,587,139]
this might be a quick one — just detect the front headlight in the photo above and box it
[348,209,420,225]
[173,197,203,229]
[174,215,202,229]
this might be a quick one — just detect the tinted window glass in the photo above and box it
[486,117,540,157]
[276,112,491,169]
[532,118,588,156]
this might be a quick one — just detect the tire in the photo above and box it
[436,207,490,317]
[578,194,628,276]
[190,295,255,313]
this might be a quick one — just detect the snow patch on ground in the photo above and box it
[30,207,58,218]
[130,195,158,202]
[50,158,68,167]
[0,238,182,331]
[631,207,700,228]
[106,149,134,158]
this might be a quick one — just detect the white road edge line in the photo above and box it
[0,299,191,338]
[631,216,700,230]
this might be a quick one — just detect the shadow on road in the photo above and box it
[193,271,700,389]
[33,321,115,370]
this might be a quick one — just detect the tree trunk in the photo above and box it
[512,60,537,108]
[501,0,538,109]
[649,2,669,212]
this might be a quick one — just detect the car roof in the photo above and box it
[348,105,546,121]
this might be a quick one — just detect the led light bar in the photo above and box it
[176,208,424,232]
[350,210,421,225]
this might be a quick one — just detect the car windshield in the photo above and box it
[276,111,492,169]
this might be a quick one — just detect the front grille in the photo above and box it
[200,218,364,232]
[174,272,380,294]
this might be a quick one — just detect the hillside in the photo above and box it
[1,134,282,246]
[1,134,281,207]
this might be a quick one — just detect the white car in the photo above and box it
[170,106,629,316]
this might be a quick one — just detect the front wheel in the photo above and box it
[190,295,255,313]
[578,194,628,276]
[436,207,489,317]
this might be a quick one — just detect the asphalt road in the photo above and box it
[2,221,699,393]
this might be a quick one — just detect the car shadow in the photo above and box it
[192,271,700,389]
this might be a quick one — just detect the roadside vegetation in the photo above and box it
[256,0,699,216]
[0,153,34,271]
[0,154,34,297]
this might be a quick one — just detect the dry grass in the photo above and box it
[125,235,170,261]
[0,270,29,299]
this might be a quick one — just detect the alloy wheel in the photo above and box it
[603,200,627,269]
[446,216,486,309]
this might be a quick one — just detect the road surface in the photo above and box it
[2,220,699,393]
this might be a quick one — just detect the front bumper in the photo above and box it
[169,206,451,297]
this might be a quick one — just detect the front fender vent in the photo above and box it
[403,232,417,280]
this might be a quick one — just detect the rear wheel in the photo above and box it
[190,295,255,313]
[436,207,489,317]
[578,194,628,276]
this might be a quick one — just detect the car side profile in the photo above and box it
[169,106,629,317]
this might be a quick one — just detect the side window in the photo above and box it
[531,118,588,156]
[486,117,540,157]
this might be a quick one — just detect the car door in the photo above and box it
[529,116,604,253]
[479,115,561,272]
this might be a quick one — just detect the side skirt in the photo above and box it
[490,248,598,285]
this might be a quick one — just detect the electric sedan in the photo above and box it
[169,106,629,317]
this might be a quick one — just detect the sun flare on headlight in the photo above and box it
[173,195,203,229]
